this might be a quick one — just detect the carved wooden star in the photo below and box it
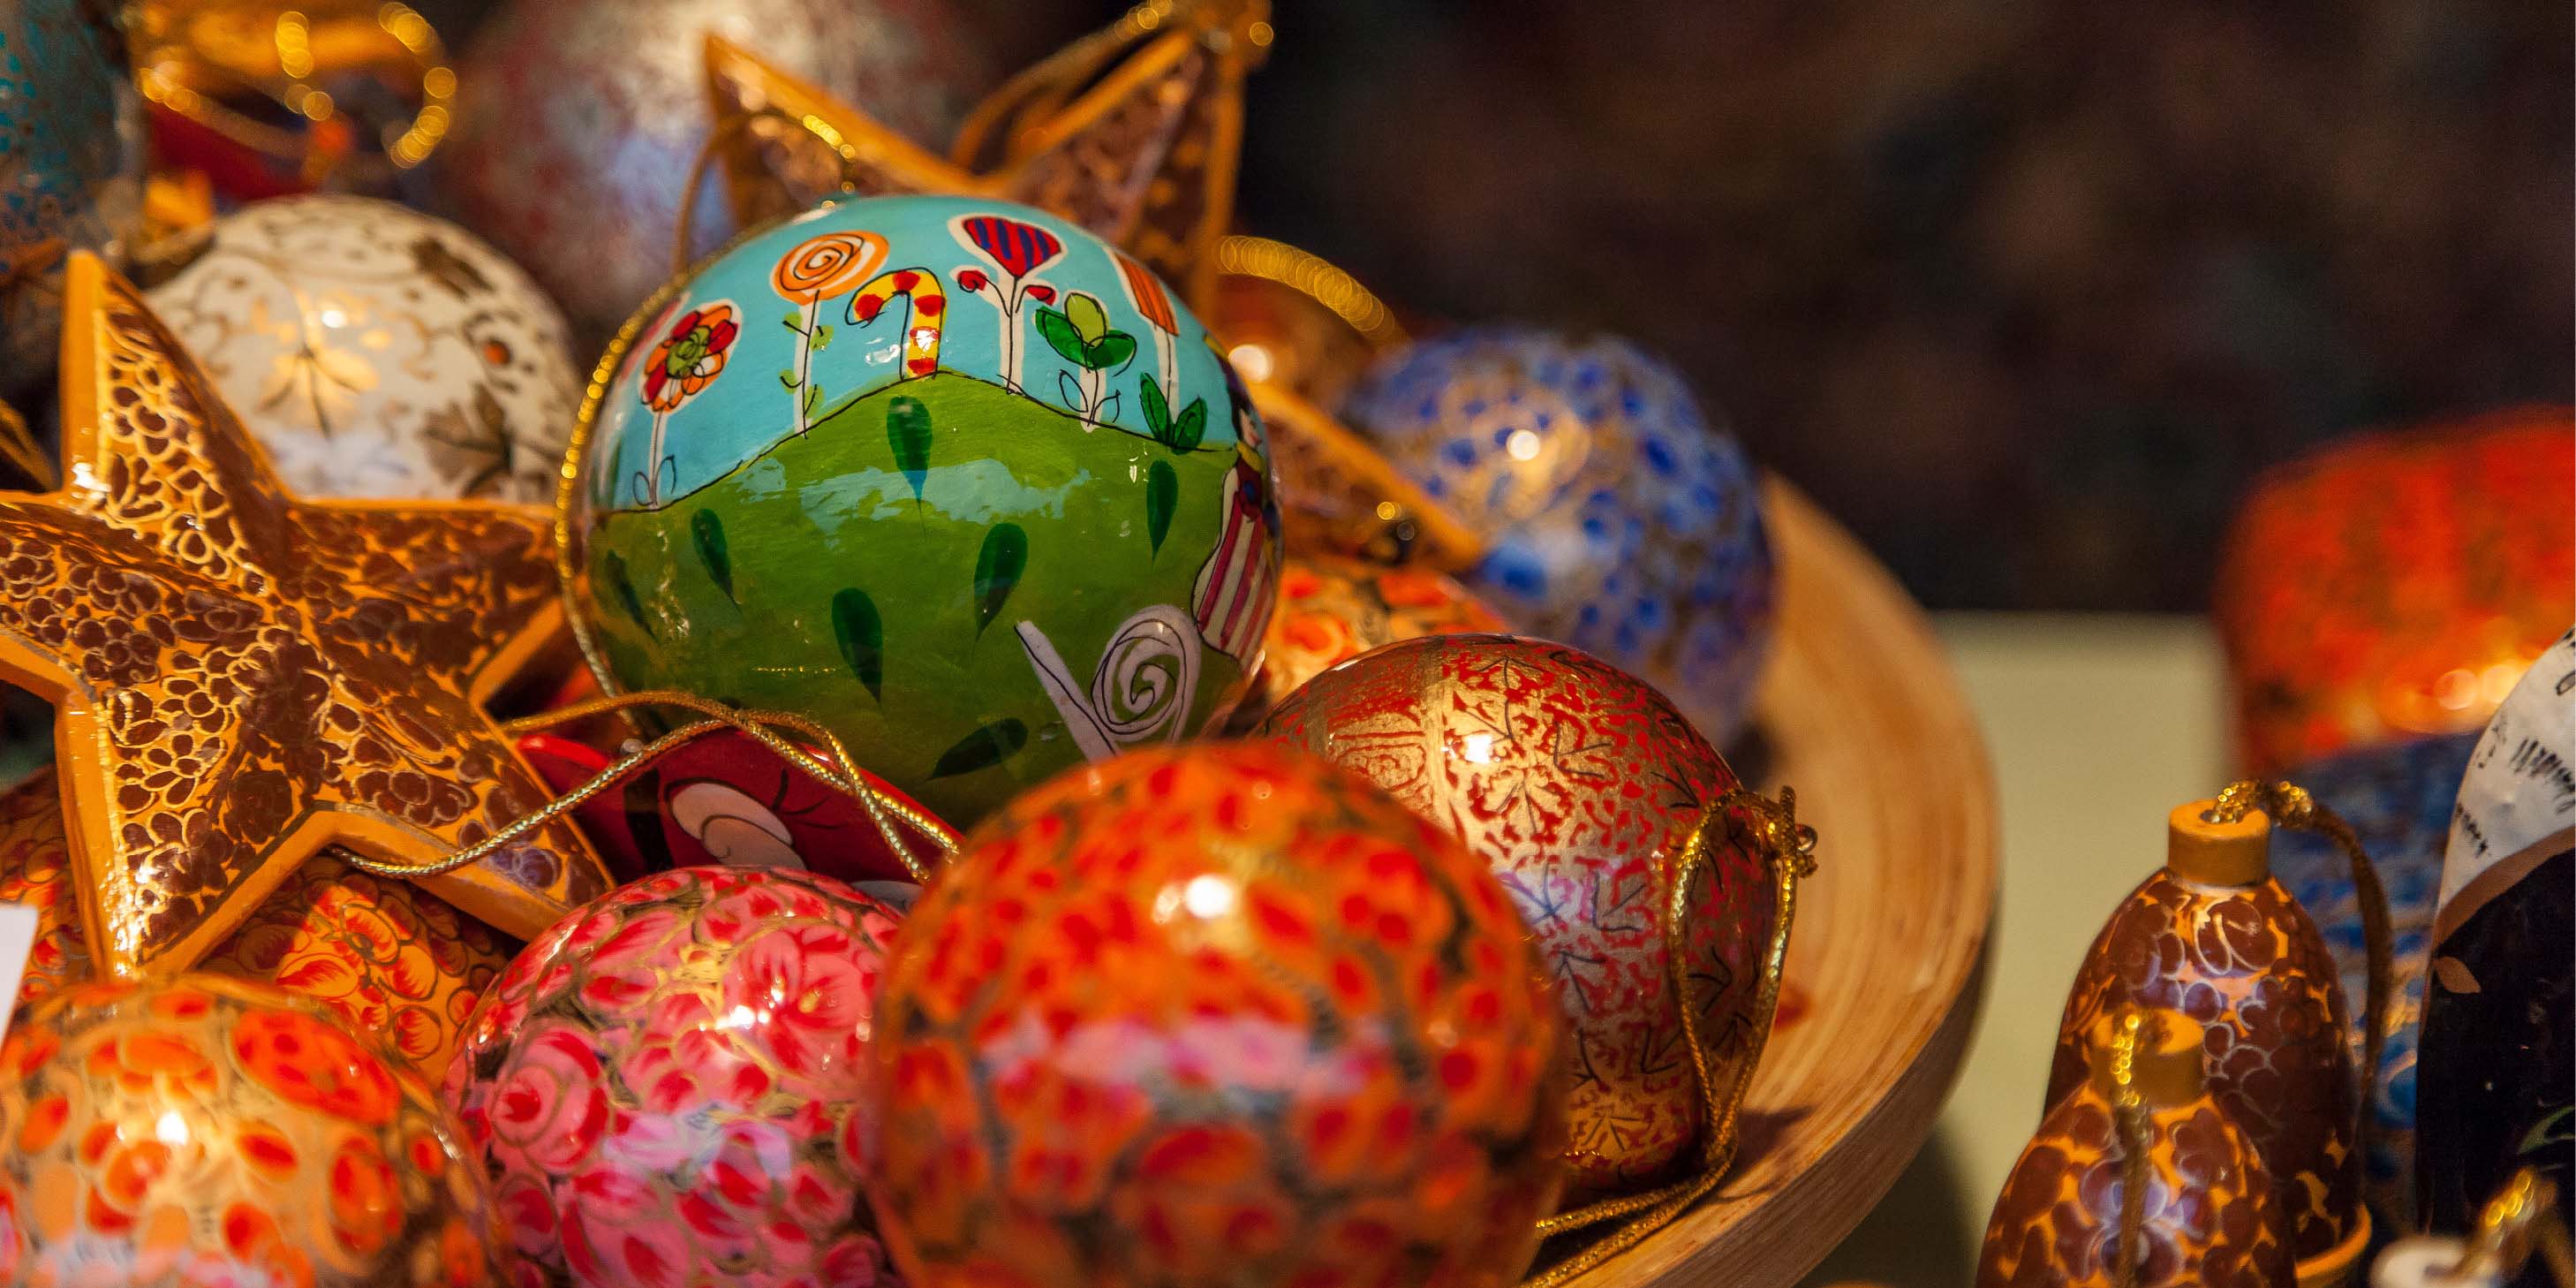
[0,254,608,975]
[704,0,1265,314]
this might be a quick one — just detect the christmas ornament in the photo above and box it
[1980,1009,2294,1288]
[0,253,608,977]
[0,974,502,1287]
[145,194,581,503]
[1258,633,1799,1202]
[0,0,144,398]
[2048,797,2370,1269]
[1239,553,1502,719]
[129,0,454,200]
[2418,629,2574,1248]
[702,0,1264,316]
[2217,407,2575,774]
[432,0,986,345]
[562,195,1280,828]
[863,743,1567,1287]
[0,768,515,1077]
[1341,328,1777,741]
[444,866,904,1288]
[2271,734,2478,1220]
[517,724,955,893]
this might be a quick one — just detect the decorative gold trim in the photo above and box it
[1214,235,1407,351]
[2108,1007,2157,1288]
[131,1,454,184]
[1522,785,1817,1287]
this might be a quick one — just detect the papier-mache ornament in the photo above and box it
[0,974,504,1288]
[861,743,1568,1287]
[0,0,145,399]
[434,0,986,345]
[1235,552,1504,721]
[0,768,514,1078]
[144,194,583,503]
[561,195,1280,829]
[1259,633,1815,1277]
[444,866,907,1288]
[1980,1009,2296,1288]
[2049,792,2385,1284]
[0,252,609,979]
[1340,329,1779,743]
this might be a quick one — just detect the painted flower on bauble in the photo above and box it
[640,303,739,413]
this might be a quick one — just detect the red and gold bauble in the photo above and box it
[863,743,1567,1287]
[1259,633,1772,1198]
[0,769,515,1080]
[1240,553,1505,719]
[0,974,502,1288]
[443,866,905,1288]
[2217,406,2575,774]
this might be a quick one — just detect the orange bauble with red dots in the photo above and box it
[860,743,1568,1288]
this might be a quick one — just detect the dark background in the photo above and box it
[457,0,2576,610]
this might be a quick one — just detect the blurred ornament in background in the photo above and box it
[1342,328,1776,741]
[1234,552,1502,722]
[1979,1009,2295,1288]
[0,974,503,1288]
[434,0,987,349]
[146,193,580,502]
[0,0,144,399]
[2217,406,2575,775]
[2271,734,2478,1223]
[862,743,1566,1287]
[0,767,517,1078]
[129,0,453,201]
[2047,799,2369,1273]
[446,866,906,1288]
[1260,633,1794,1207]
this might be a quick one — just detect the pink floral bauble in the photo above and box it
[443,867,904,1288]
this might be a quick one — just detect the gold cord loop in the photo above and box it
[342,689,955,887]
[2108,1007,2157,1288]
[2210,777,2391,1196]
[1521,784,1817,1287]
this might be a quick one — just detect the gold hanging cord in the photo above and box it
[1521,785,1817,1288]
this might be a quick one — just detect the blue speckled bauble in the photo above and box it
[2272,732,2474,1223]
[1341,328,1775,740]
[0,0,143,396]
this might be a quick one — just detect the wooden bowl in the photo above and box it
[1571,480,1999,1286]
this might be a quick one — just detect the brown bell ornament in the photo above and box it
[2049,796,2380,1283]
[1981,1009,2297,1288]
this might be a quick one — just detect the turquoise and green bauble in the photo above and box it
[562,195,1281,827]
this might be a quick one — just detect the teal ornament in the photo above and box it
[563,196,1281,827]
[0,0,143,397]
[1341,328,1775,742]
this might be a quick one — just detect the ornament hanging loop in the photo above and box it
[1521,783,1817,1288]
[2210,776,2392,1192]
[2107,1006,2157,1288]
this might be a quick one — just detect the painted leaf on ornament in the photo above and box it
[929,717,1028,779]
[973,523,1027,634]
[888,395,932,506]
[691,509,732,600]
[1147,459,1177,557]
[833,587,885,701]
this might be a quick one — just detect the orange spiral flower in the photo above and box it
[772,231,888,303]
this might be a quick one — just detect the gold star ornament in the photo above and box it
[704,0,1267,313]
[0,253,608,975]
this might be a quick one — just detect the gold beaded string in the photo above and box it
[338,690,955,886]
[1212,235,1408,351]
[1522,784,1817,1288]
[2460,1168,2574,1288]
[2208,777,2392,1193]
[2108,1007,2157,1288]
[132,2,454,187]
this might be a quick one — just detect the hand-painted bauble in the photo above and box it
[863,743,1567,1287]
[0,974,503,1287]
[444,866,904,1288]
[1258,633,1770,1197]
[142,195,582,503]
[0,0,145,397]
[2217,406,2575,774]
[2270,734,2477,1221]
[1240,552,1505,718]
[429,0,986,345]
[563,196,1282,829]
[0,768,517,1080]
[1341,328,1776,741]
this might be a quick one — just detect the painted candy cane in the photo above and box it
[847,269,946,380]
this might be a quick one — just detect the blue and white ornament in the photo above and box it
[1341,327,1775,739]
